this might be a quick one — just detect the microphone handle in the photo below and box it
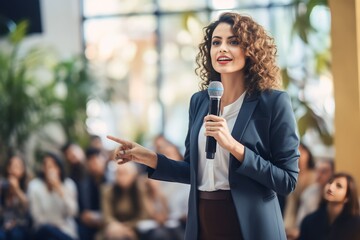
[206,98,221,159]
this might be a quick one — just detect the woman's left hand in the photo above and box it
[204,115,245,162]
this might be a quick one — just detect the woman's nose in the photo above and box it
[219,44,228,53]
[329,182,336,191]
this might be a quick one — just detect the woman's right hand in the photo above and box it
[107,135,158,169]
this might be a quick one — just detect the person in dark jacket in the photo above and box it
[299,172,360,240]
[107,12,299,240]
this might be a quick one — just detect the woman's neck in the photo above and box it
[220,74,246,107]
[327,202,345,224]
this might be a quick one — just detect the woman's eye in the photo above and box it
[230,40,239,45]
[212,41,220,46]
[336,183,343,188]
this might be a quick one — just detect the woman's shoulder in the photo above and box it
[63,178,78,190]
[302,206,327,226]
[190,90,208,102]
[255,89,294,116]
[257,89,289,102]
[332,215,360,240]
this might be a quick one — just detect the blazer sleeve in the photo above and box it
[147,94,196,184]
[235,91,299,196]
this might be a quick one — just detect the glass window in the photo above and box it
[158,0,207,11]
[82,0,329,148]
[84,15,160,141]
[83,0,155,17]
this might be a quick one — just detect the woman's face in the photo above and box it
[324,176,348,203]
[115,163,137,189]
[7,156,25,179]
[43,156,60,180]
[210,23,246,77]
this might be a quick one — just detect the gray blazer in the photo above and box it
[149,89,300,240]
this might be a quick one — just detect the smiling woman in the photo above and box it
[107,12,300,240]
[210,23,247,79]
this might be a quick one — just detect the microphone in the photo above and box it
[206,81,224,159]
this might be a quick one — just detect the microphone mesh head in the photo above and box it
[208,81,224,98]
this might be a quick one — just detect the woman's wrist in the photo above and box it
[229,139,245,163]
[147,152,158,169]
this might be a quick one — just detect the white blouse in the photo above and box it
[198,91,246,191]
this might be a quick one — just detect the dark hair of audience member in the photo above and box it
[61,142,73,153]
[90,135,101,141]
[39,152,66,182]
[3,155,28,191]
[300,142,315,169]
[318,172,359,217]
[85,147,101,160]
[335,173,359,216]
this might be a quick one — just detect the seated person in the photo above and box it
[77,148,107,240]
[299,172,360,240]
[0,155,31,240]
[284,143,316,239]
[28,152,78,240]
[296,158,335,225]
[101,162,152,240]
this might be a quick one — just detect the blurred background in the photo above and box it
[0,0,334,163]
[2,1,360,240]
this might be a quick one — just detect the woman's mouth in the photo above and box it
[326,189,333,196]
[217,56,232,64]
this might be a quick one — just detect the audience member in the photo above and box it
[296,158,335,225]
[28,152,78,240]
[152,135,189,238]
[89,135,104,150]
[101,162,150,240]
[77,148,107,240]
[61,142,87,184]
[0,155,31,240]
[299,172,360,240]
[284,142,316,239]
[89,135,116,183]
[142,179,173,240]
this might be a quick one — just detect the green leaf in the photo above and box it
[9,21,29,45]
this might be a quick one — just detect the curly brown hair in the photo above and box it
[195,12,281,93]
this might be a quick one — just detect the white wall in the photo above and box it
[22,0,82,58]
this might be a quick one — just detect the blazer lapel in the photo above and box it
[231,92,259,142]
[191,94,209,175]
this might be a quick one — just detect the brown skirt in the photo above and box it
[198,190,243,240]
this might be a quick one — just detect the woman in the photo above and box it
[299,173,360,240]
[0,155,30,240]
[27,152,78,240]
[101,162,151,240]
[108,12,299,240]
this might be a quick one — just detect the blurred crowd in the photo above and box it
[283,143,360,240]
[0,135,189,240]
[1,137,360,240]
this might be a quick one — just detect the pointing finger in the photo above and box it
[107,135,132,146]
